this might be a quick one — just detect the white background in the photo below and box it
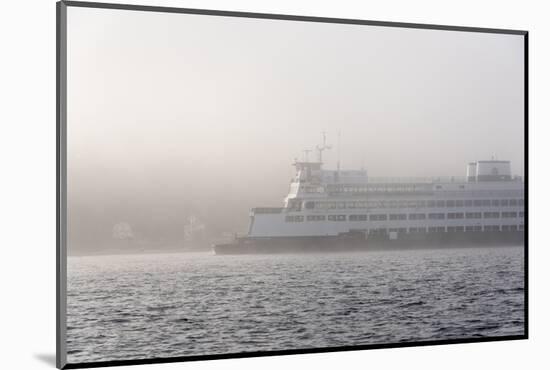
[1,0,548,369]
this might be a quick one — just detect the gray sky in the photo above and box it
[66,7,524,253]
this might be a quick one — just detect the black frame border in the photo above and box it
[56,1,529,369]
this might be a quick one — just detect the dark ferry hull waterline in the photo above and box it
[213,231,524,255]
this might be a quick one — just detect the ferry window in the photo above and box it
[474,200,482,206]
[349,215,366,221]
[436,200,445,207]
[482,200,491,206]
[305,201,315,209]
[437,226,445,232]
[502,225,510,231]
[412,227,426,233]
[519,212,524,218]
[474,226,482,231]
[446,200,456,207]
[285,215,303,222]
[492,199,500,206]
[428,227,438,233]
[307,215,325,221]
[511,225,518,231]
[369,228,387,235]
[447,226,456,232]
[455,226,464,232]
[369,214,387,221]
[466,212,482,219]
[483,212,500,218]
[328,215,346,221]
[289,200,301,210]
[389,214,406,220]
[484,225,500,232]
[500,199,509,206]
[409,213,426,220]
[455,200,464,207]
[418,201,426,208]
[510,199,518,206]
[447,212,464,219]
[465,200,473,206]
[518,199,524,206]
[338,202,346,209]
[427,200,436,208]
[428,213,445,220]
[503,212,517,218]
[519,224,524,231]
[465,226,474,232]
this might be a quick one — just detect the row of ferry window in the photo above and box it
[368,225,524,233]
[333,185,432,193]
[284,211,524,222]
[311,198,524,210]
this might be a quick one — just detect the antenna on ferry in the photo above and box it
[303,149,311,162]
[337,131,341,172]
[316,131,332,163]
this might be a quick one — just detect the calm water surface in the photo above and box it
[67,247,525,364]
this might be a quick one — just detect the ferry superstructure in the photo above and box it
[214,137,524,254]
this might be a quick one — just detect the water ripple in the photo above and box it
[67,247,524,364]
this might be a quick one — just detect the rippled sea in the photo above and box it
[66,247,525,364]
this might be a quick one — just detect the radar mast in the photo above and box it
[316,132,332,164]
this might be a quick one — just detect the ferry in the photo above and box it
[213,135,525,254]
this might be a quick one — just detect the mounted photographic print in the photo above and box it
[56,1,528,368]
